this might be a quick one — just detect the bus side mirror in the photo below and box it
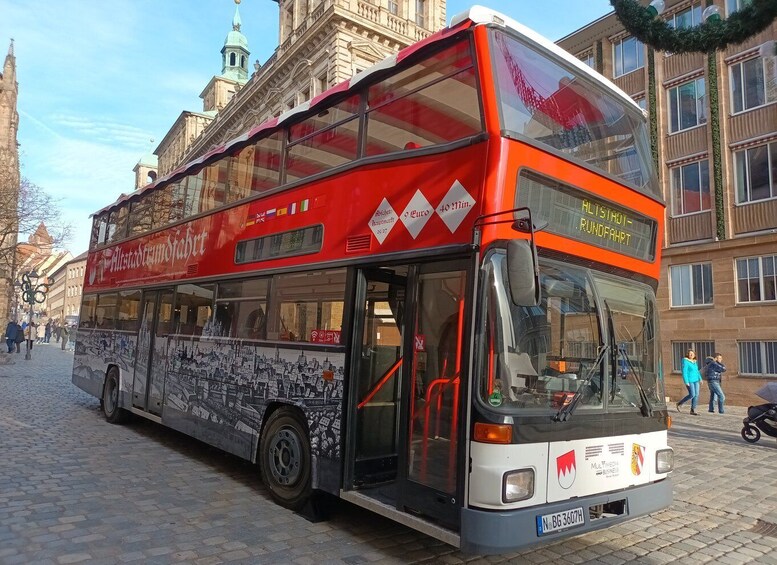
[507,239,540,306]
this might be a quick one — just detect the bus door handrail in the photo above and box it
[357,358,403,410]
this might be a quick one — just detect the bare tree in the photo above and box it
[0,176,72,278]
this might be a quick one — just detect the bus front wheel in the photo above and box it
[102,367,129,424]
[259,408,312,511]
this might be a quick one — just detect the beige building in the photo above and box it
[0,41,20,323]
[155,0,444,176]
[47,251,87,324]
[558,0,777,405]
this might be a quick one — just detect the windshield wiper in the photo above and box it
[553,344,609,422]
[617,346,654,417]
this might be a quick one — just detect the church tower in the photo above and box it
[0,40,20,323]
[156,2,252,175]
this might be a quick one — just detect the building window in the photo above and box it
[668,3,702,29]
[415,0,426,27]
[670,263,713,307]
[726,0,752,16]
[736,255,777,303]
[388,0,399,15]
[671,159,710,215]
[739,341,777,376]
[317,74,328,95]
[734,141,777,204]
[668,77,706,132]
[672,341,715,373]
[579,51,595,69]
[634,96,647,111]
[613,36,644,77]
[730,57,777,114]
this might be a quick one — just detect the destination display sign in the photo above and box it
[517,171,657,261]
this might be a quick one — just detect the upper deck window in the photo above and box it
[365,40,482,156]
[490,30,659,199]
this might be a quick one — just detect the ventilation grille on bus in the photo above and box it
[346,235,372,253]
[186,264,199,275]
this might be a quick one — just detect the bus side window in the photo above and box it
[79,294,98,329]
[95,293,118,330]
[269,269,346,343]
[175,284,215,336]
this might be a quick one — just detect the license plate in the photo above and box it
[536,507,585,535]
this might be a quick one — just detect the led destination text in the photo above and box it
[579,199,634,246]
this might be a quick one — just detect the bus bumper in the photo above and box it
[459,478,672,555]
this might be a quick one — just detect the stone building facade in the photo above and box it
[47,251,87,325]
[0,41,20,324]
[557,0,777,406]
[155,0,445,176]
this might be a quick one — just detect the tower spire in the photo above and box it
[221,0,250,81]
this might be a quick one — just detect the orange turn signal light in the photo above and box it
[473,422,512,444]
[667,415,672,429]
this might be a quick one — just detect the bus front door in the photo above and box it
[348,261,467,530]
[132,289,174,415]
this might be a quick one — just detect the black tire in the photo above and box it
[102,367,129,424]
[259,408,312,511]
[741,424,760,444]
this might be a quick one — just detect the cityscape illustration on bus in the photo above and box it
[73,6,673,555]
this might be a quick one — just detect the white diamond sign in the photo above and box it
[400,190,434,239]
[436,180,475,233]
[369,198,398,244]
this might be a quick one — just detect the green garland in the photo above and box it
[610,0,777,53]
[647,48,659,176]
[707,52,726,240]
[595,40,603,74]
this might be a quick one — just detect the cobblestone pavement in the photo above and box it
[1,344,776,564]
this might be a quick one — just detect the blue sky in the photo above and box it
[0,0,613,255]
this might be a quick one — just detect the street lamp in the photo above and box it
[18,271,48,360]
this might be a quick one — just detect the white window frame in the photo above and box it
[730,56,777,114]
[726,0,752,16]
[670,262,713,307]
[670,159,710,216]
[738,341,777,377]
[613,36,644,77]
[579,51,595,69]
[736,254,777,303]
[734,141,777,204]
[388,0,399,16]
[667,3,702,29]
[668,77,707,133]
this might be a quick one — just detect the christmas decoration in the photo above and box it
[610,0,777,54]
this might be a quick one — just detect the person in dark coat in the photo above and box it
[14,322,24,353]
[5,320,17,353]
[44,321,52,343]
[704,353,726,414]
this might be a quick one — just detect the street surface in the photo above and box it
[1,344,776,564]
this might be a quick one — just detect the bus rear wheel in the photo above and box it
[259,408,312,511]
[102,367,129,424]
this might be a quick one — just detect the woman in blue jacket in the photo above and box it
[677,349,702,415]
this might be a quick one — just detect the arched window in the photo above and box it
[241,55,246,69]
[230,52,236,66]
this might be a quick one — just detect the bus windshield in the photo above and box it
[489,29,659,199]
[481,253,665,415]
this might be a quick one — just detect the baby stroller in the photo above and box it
[741,382,777,444]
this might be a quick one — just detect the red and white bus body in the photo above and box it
[73,7,672,554]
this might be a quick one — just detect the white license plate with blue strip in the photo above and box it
[536,507,585,535]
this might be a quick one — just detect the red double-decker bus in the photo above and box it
[73,7,673,554]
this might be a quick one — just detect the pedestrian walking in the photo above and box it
[44,321,52,343]
[705,353,726,414]
[24,322,38,351]
[677,349,701,415]
[4,319,17,353]
[61,324,70,351]
[14,322,23,353]
[53,321,61,343]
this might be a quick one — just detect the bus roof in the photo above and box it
[93,5,640,218]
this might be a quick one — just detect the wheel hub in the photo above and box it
[268,428,301,485]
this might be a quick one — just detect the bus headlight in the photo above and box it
[655,449,674,474]
[502,468,535,503]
